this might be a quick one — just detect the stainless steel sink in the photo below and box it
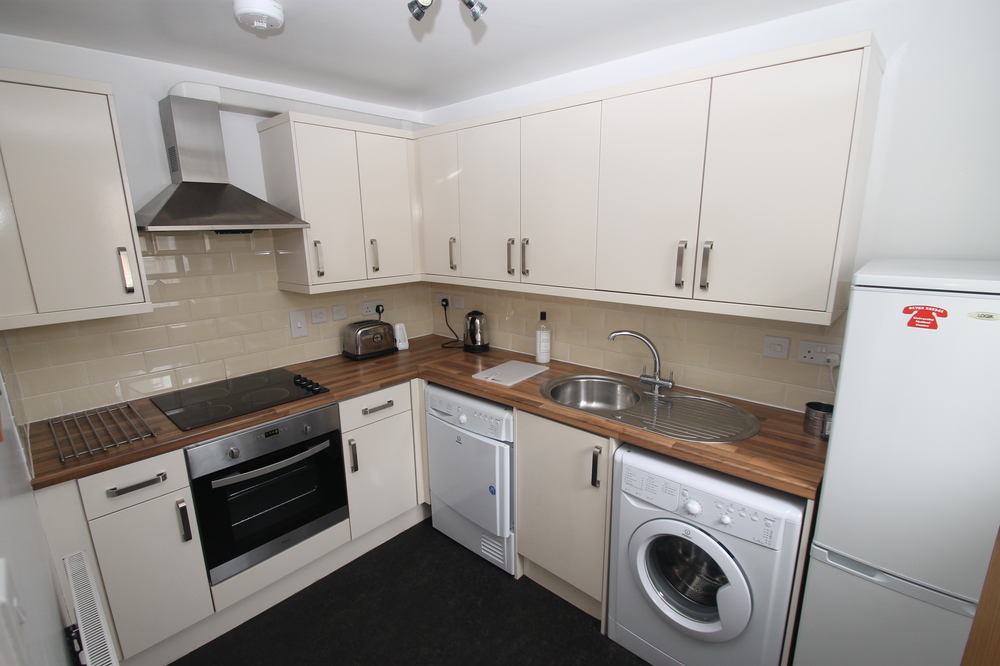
[540,374,760,444]
[541,375,644,412]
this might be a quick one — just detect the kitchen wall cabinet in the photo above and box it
[340,384,418,540]
[417,131,462,277]
[415,33,881,325]
[520,103,602,290]
[258,113,419,294]
[515,410,614,618]
[0,68,149,331]
[693,49,864,311]
[78,451,214,660]
[456,119,522,282]
[595,80,711,297]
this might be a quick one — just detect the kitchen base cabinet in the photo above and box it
[0,68,150,331]
[515,411,615,618]
[78,450,213,660]
[340,384,419,540]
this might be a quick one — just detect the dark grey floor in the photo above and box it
[170,518,649,665]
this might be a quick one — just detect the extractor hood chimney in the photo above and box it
[135,95,308,232]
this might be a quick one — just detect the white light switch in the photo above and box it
[290,310,308,339]
[332,305,348,321]
[763,335,791,360]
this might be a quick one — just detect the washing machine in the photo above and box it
[608,446,805,666]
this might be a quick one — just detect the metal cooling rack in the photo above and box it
[49,402,155,462]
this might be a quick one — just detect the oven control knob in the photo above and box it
[683,500,702,516]
[294,374,304,385]
[228,447,241,460]
[720,515,733,526]
[302,424,312,435]
[458,413,468,424]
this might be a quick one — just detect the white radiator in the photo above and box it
[63,551,119,666]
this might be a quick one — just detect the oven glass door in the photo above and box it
[191,431,348,585]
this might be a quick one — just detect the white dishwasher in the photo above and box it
[425,384,515,574]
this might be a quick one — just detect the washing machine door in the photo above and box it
[628,518,752,643]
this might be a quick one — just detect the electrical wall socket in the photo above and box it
[361,300,384,316]
[310,307,328,324]
[434,292,450,307]
[798,340,843,365]
[332,305,347,321]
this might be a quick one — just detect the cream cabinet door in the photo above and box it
[343,410,418,540]
[516,411,611,603]
[357,132,415,279]
[520,103,602,289]
[596,81,711,297]
[695,50,864,310]
[292,122,368,285]
[418,132,462,277]
[458,119,521,282]
[0,81,145,314]
[88,488,213,659]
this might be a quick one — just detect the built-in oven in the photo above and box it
[184,403,347,585]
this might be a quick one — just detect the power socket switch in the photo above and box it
[762,336,790,360]
[361,300,384,316]
[434,292,450,307]
[311,307,328,324]
[452,294,465,309]
[290,310,308,339]
[798,340,843,365]
[332,305,348,321]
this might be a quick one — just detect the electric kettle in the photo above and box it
[463,310,490,353]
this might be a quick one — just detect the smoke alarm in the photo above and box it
[234,0,284,30]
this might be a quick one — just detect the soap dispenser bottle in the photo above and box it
[535,311,551,363]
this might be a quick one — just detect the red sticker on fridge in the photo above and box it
[903,305,948,329]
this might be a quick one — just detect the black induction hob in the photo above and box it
[151,368,329,431]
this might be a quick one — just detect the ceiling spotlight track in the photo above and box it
[408,0,487,22]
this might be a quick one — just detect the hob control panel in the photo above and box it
[622,464,785,550]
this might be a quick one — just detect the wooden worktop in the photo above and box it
[27,335,827,498]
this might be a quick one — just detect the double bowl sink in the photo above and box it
[540,375,760,444]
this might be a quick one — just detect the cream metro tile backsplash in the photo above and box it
[0,229,843,426]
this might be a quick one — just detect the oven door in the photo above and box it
[189,430,348,585]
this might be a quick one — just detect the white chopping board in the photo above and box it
[472,360,548,387]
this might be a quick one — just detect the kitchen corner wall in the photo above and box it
[0,232,843,429]
[0,231,435,426]
[429,285,843,413]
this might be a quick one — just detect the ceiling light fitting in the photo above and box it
[234,0,284,31]
[407,0,487,23]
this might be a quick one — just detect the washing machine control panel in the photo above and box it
[622,465,785,550]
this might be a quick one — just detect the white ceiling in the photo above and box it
[0,0,846,112]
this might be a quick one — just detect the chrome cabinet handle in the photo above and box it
[675,241,688,288]
[177,499,193,542]
[361,400,393,416]
[521,238,530,277]
[370,238,380,273]
[699,241,714,290]
[349,438,359,473]
[211,441,330,489]
[314,240,325,277]
[449,236,458,271]
[106,471,166,498]
[591,445,603,488]
[117,247,135,294]
[506,238,516,275]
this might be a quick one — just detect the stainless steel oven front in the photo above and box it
[185,403,348,585]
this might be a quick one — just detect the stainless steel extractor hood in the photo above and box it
[135,96,309,232]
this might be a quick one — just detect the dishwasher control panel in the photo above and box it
[426,384,513,443]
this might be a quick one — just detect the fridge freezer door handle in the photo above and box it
[811,544,977,618]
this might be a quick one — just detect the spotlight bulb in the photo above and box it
[462,0,487,21]
[408,0,433,21]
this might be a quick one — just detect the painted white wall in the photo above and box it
[1,0,998,266]
[0,380,69,665]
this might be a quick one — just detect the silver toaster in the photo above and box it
[342,320,397,360]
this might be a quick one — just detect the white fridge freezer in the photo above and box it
[794,259,1000,666]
